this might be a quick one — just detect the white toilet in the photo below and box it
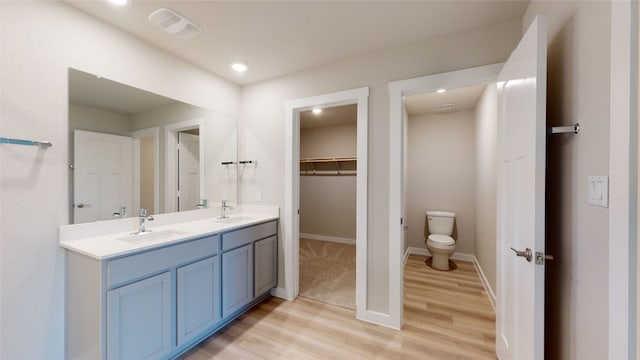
[425,210,456,271]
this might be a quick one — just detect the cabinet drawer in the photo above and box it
[222,221,277,251]
[108,235,219,288]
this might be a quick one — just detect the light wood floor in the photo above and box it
[180,254,496,359]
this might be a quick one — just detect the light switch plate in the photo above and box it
[588,175,609,207]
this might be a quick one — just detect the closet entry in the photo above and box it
[298,103,358,310]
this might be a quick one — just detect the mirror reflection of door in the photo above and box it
[136,135,155,214]
[178,130,200,211]
[73,130,133,224]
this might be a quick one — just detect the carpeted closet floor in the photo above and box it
[298,238,356,310]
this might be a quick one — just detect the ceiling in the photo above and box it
[300,104,356,129]
[69,68,179,115]
[405,84,488,116]
[62,0,529,86]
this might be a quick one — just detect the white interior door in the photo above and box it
[73,130,133,223]
[496,16,547,360]
[178,132,200,211]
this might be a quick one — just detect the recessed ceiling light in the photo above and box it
[231,63,248,73]
[436,88,446,94]
[312,108,322,115]
[108,0,128,6]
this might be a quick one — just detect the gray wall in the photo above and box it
[523,2,612,359]
[406,110,476,254]
[474,84,498,293]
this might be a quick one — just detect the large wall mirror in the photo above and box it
[68,68,237,224]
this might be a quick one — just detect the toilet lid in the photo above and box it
[428,234,455,246]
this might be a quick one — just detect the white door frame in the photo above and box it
[130,127,160,215]
[165,119,205,213]
[388,63,503,329]
[282,87,370,321]
[609,1,636,358]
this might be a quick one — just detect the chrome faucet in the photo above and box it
[113,205,126,219]
[137,208,154,234]
[220,200,233,219]
[196,199,208,209]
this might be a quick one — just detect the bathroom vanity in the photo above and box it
[60,206,278,360]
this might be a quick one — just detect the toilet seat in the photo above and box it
[427,234,455,246]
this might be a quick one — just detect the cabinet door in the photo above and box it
[222,244,253,318]
[177,256,220,346]
[254,235,277,296]
[107,272,172,360]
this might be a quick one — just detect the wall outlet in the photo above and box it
[256,191,262,202]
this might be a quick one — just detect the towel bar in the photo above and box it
[0,137,52,148]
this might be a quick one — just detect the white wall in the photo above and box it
[523,2,611,359]
[239,19,521,313]
[0,2,239,358]
[300,123,357,240]
[474,84,498,292]
[406,110,476,254]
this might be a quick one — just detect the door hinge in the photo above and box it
[400,218,403,225]
[535,251,554,265]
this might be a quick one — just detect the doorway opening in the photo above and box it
[388,64,503,329]
[130,127,160,216]
[283,87,371,322]
[165,119,204,213]
[298,104,358,310]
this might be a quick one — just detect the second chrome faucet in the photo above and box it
[134,208,154,234]
[219,200,233,219]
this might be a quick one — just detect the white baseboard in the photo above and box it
[357,310,401,330]
[300,233,356,245]
[405,247,496,310]
[405,246,474,262]
[472,258,496,311]
[270,287,294,301]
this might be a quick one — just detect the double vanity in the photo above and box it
[60,205,279,360]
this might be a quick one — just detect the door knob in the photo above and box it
[76,203,92,208]
[510,247,532,262]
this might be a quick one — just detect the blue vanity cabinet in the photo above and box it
[106,272,172,360]
[220,220,277,319]
[64,219,278,360]
[176,255,220,347]
[254,235,278,295]
[221,244,254,318]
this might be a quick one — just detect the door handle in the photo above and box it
[76,203,92,208]
[510,247,532,262]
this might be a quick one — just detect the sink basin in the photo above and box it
[117,229,188,243]
[214,215,257,224]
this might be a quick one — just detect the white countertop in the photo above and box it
[59,205,279,260]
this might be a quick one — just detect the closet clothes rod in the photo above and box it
[0,137,52,148]
[299,156,357,176]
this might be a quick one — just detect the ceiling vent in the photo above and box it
[434,103,456,112]
[148,8,201,39]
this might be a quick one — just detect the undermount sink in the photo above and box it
[214,215,257,224]
[117,229,188,243]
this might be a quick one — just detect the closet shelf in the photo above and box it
[300,156,357,176]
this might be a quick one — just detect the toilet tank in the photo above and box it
[426,211,456,235]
